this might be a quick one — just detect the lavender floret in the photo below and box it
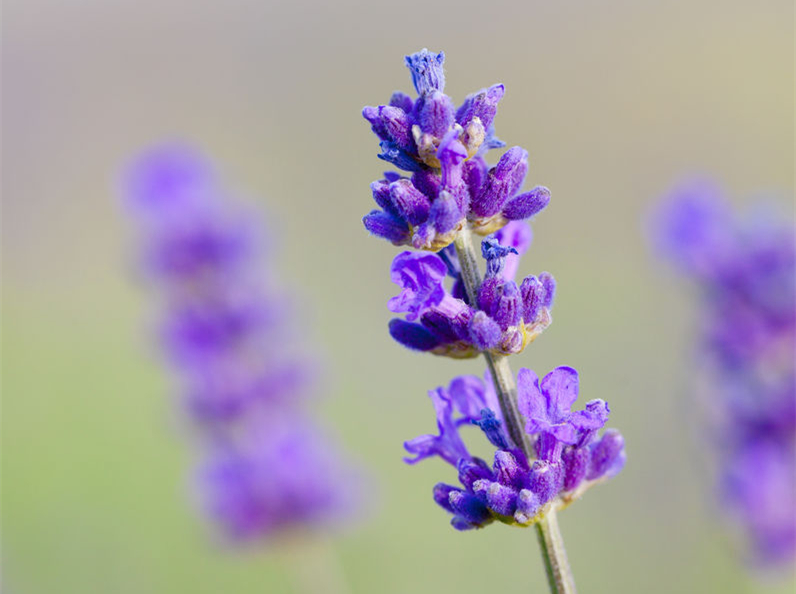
[405,368,624,528]
[386,228,554,358]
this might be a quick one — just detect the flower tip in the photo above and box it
[488,83,505,99]
[362,105,378,121]
[388,318,441,351]
[124,143,215,216]
[404,49,446,95]
[362,210,410,243]
[503,186,551,221]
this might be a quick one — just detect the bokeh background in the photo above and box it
[3,1,794,592]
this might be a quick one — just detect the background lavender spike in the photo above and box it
[125,143,365,542]
[651,178,796,569]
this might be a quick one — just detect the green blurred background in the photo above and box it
[3,0,794,592]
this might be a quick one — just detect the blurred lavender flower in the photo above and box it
[124,143,362,541]
[362,48,551,250]
[407,368,624,530]
[201,415,359,540]
[652,178,796,567]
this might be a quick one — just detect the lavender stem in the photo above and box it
[452,228,530,456]
[453,226,577,594]
[535,509,577,594]
[284,538,352,594]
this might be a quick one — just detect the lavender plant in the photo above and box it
[124,144,362,541]
[652,178,795,569]
[362,49,626,593]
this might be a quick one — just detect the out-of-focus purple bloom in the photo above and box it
[650,178,733,278]
[125,145,217,219]
[201,417,360,541]
[124,144,363,542]
[387,227,554,358]
[652,178,795,567]
[362,49,550,250]
[408,368,624,530]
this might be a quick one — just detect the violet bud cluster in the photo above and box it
[652,178,796,567]
[124,144,362,541]
[387,222,555,357]
[362,49,551,250]
[406,367,625,530]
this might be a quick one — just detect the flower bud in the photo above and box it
[503,186,551,221]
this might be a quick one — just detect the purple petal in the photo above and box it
[456,83,505,130]
[539,272,556,308]
[429,190,463,234]
[457,458,494,490]
[437,129,468,189]
[587,429,625,480]
[517,368,547,429]
[468,311,502,350]
[514,489,541,523]
[387,251,447,320]
[416,90,454,138]
[491,281,523,331]
[448,490,492,525]
[529,460,560,504]
[389,179,431,226]
[432,483,460,513]
[520,276,545,323]
[482,481,518,516]
[540,366,580,420]
[448,375,489,420]
[389,91,414,113]
[388,318,441,351]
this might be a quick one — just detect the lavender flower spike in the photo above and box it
[362,49,551,250]
[124,143,364,542]
[652,178,795,568]
[362,50,615,594]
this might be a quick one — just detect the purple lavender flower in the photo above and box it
[362,49,551,250]
[652,178,796,567]
[404,374,501,466]
[407,368,625,530]
[124,143,363,541]
[363,51,623,589]
[387,222,554,357]
[200,416,360,540]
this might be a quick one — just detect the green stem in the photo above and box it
[283,536,352,594]
[452,227,577,594]
[452,230,530,453]
[535,509,577,594]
